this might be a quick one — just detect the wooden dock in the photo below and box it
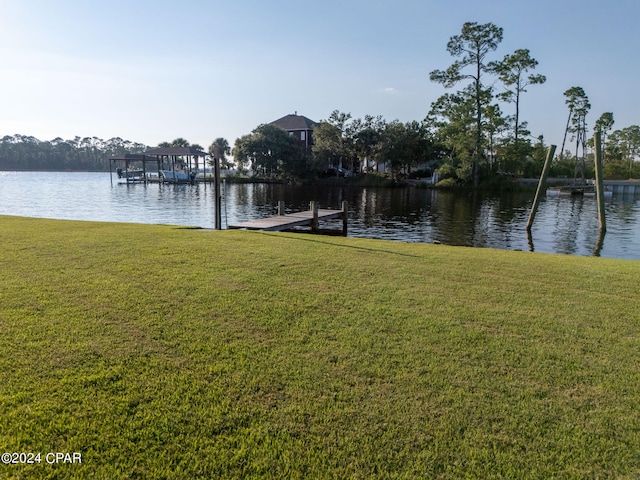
[229,201,347,234]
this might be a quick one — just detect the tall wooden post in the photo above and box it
[341,201,348,236]
[143,155,147,184]
[310,201,318,232]
[526,145,557,232]
[594,131,606,233]
[278,201,285,216]
[214,156,221,230]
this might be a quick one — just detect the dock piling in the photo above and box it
[214,156,221,230]
[342,201,348,236]
[310,201,319,232]
[526,145,556,232]
[594,131,607,233]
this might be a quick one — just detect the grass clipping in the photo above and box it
[1,216,639,479]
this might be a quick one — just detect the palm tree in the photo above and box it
[170,138,190,147]
[209,138,232,169]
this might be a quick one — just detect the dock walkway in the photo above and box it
[229,201,347,234]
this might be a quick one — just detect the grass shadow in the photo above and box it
[256,231,424,258]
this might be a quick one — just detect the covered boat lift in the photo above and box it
[109,147,209,184]
[143,146,209,184]
[109,153,158,184]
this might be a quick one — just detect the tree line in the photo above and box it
[0,135,147,171]
[555,89,640,180]
[0,135,231,173]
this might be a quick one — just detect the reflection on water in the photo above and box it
[0,171,639,260]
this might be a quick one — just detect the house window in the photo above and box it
[300,131,306,141]
[288,132,294,137]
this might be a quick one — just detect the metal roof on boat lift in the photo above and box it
[108,153,152,161]
[143,147,209,157]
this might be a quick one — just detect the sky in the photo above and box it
[1,0,639,152]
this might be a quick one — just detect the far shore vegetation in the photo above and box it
[1,215,639,478]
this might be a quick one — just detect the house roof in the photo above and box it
[270,114,318,132]
[143,147,208,157]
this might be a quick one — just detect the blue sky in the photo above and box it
[1,0,639,152]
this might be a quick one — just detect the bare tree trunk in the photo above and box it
[474,63,482,188]
[560,109,572,162]
[514,88,520,143]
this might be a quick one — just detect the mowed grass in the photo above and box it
[1,216,639,479]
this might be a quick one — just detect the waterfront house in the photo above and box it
[269,113,318,149]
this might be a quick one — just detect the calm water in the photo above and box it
[1,171,639,260]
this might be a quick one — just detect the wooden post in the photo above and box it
[593,228,605,256]
[214,156,221,230]
[310,201,318,232]
[526,145,556,232]
[341,201,348,236]
[223,179,227,227]
[594,131,607,233]
[141,155,146,183]
[278,201,285,216]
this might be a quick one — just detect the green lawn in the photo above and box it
[1,216,639,479]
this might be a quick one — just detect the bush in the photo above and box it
[435,163,455,180]
[435,177,458,188]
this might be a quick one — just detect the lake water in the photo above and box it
[1,171,639,260]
